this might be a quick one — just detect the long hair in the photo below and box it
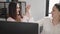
[8,2,21,22]
[11,0,18,2]
[9,2,17,19]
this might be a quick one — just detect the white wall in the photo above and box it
[59,1,60,2]
[19,0,46,21]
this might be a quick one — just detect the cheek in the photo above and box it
[17,9,19,11]
[16,9,20,14]
[17,8,20,11]
[52,11,58,17]
[54,12,58,16]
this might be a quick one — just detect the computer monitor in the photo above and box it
[0,21,38,34]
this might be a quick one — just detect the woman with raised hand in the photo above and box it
[7,2,34,22]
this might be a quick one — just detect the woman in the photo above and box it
[37,3,60,34]
[7,2,22,22]
[7,2,34,22]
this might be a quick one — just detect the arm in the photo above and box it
[36,18,47,34]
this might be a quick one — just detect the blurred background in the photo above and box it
[0,0,60,21]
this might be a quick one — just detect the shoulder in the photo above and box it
[36,17,51,26]
[37,17,51,23]
[7,17,16,21]
[42,17,51,22]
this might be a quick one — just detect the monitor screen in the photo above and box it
[0,21,38,34]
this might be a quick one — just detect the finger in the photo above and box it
[26,5,31,9]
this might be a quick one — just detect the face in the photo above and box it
[51,6,60,19]
[16,3,20,15]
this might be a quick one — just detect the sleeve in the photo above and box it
[36,18,47,34]
[28,17,34,22]
[36,18,45,26]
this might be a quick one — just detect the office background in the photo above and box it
[0,0,60,21]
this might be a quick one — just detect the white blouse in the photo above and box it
[37,17,60,34]
[21,16,34,22]
[7,17,16,22]
[7,16,34,22]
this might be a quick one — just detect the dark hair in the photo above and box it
[8,2,17,19]
[11,0,18,2]
[54,3,60,11]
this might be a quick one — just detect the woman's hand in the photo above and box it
[25,5,32,18]
[26,5,31,12]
